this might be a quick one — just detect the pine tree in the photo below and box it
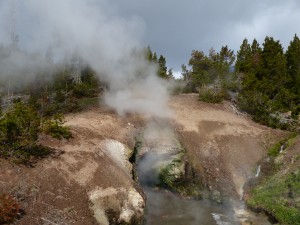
[250,39,262,72]
[181,64,189,81]
[236,38,252,73]
[167,68,174,79]
[214,46,235,84]
[153,52,158,62]
[237,39,262,92]
[158,55,168,79]
[188,50,213,88]
[219,45,235,67]
[259,36,287,98]
[286,34,300,96]
[145,46,153,62]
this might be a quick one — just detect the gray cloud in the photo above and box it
[112,0,300,71]
[1,0,300,80]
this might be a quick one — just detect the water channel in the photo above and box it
[134,120,273,225]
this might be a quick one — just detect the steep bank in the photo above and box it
[244,135,300,224]
[169,94,287,199]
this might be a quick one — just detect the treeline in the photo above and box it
[182,35,300,130]
[144,46,174,79]
[0,43,171,117]
[237,36,300,128]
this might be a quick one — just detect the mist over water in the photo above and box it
[135,119,242,225]
[144,188,239,225]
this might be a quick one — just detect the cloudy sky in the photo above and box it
[1,0,300,74]
[112,0,300,72]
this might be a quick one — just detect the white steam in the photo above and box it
[0,0,171,117]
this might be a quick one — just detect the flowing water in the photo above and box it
[136,149,276,225]
[279,144,285,153]
[135,121,272,225]
[136,153,273,225]
[144,188,238,225]
[255,165,261,177]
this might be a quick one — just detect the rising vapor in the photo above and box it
[0,0,171,117]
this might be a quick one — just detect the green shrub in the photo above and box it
[238,91,295,130]
[77,97,100,108]
[0,101,40,153]
[198,87,225,103]
[43,114,72,140]
[0,101,55,164]
[72,83,98,98]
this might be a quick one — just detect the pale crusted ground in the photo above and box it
[0,106,146,225]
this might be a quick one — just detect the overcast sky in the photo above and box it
[1,0,300,73]
[111,0,300,72]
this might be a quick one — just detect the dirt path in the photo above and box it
[169,94,286,197]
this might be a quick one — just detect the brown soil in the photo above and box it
[0,94,288,224]
[169,94,287,197]
[0,106,145,225]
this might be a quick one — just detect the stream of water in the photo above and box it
[143,187,239,225]
[134,120,273,225]
[136,150,272,225]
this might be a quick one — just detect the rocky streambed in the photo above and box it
[132,118,273,225]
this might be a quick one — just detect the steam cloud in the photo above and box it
[0,0,171,117]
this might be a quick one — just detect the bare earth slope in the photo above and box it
[0,94,287,224]
[169,94,286,198]
[0,106,145,225]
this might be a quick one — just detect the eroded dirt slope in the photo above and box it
[0,106,145,225]
[169,94,286,197]
[0,94,289,224]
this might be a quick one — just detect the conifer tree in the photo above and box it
[286,34,300,96]
[259,36,287,98]
[236,38,252,73]
[238,39,261,92]
[153,52,158,62]
[219,45,235,67]
[181,64,190,81]
[250,39,262,72]
[188,50,212,88]
[144,46,153,62]
[158,55,168,78]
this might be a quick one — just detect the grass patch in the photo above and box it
[267,142,282,158]
[267,133,298,158]
[247,133,300,224]
[247,171,300,225]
